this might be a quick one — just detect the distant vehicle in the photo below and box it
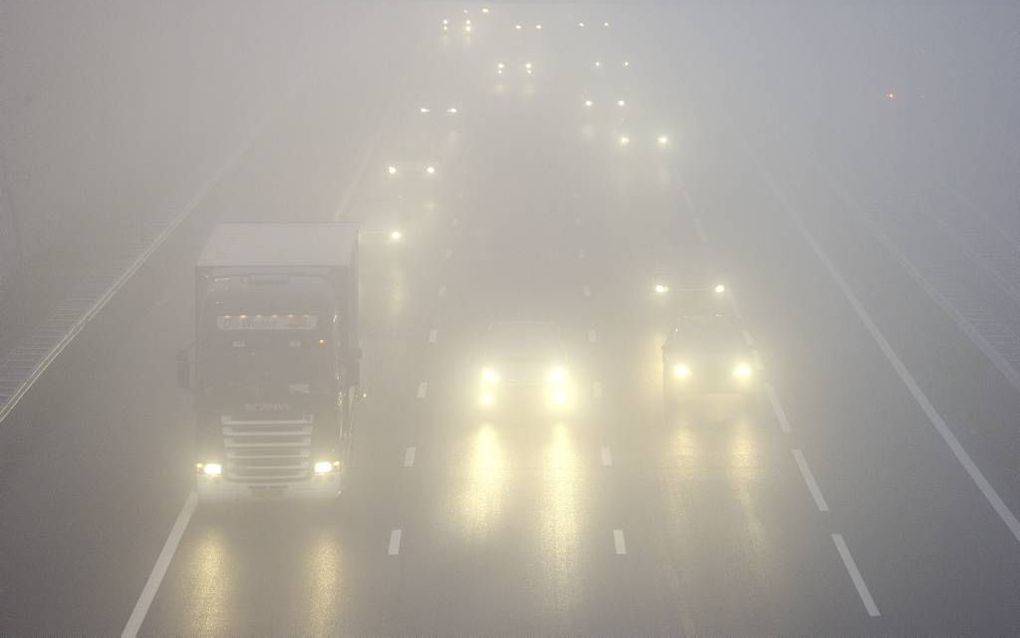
[662,312,756,405]
[476,321,573,412]
[181,223,361,501]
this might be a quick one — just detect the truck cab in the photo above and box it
[187,223,359,501]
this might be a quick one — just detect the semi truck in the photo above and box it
[180,222,360,501]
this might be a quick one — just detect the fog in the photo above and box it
[1,1,1020,634]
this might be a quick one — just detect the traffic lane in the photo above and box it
[0,239,198,635]
[0,18,428,634]
[682,128,1020,632]
[804,155,1020,509]
[586,324,873,635]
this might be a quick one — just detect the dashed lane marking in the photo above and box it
[388,529,403,555]
[404,447,416,468]
[763,382,792,434]
[601,446,613,467]
[587,329,598,343]
[417,382,428,399]
[428,329,438,344]
[792,449,829,512]
[832,534,880,617]
[613,529,627,555]
[694,217,709,244]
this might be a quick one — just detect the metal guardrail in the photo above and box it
[0,111,271,426]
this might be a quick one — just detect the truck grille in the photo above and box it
[221,414,313,483]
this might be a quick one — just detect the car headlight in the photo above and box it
[546,366,567,384]
[197,462,223,477]
[314,460,340,475]
[654,283,669,294]
[714,283,726,294]
[672,363,692,379]
[481,367,500,385]
[733,363,752,379]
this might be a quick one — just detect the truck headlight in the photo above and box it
[198,462,223,477]
[672,364,692,380]
[733,363,752,379]
[481,367,500,385]
[546,366,567,385]
[314,460,339,475]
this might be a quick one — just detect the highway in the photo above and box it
[3,3,1020,635]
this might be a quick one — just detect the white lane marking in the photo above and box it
[583,284,592,297]
[592,381,603,399]
[763,383,792,433]
[792,449,830,512]
[417,382,428,399]
[742,329,755,346]
[832,534,880,617]
[613,529,627,555]
[694,217,709,244]
[728,296,745,321]
[741,129,1020,544]
[121,491,198,638]
[578,248,586,259]
[438,284,447,297]
[444,247,453,260]
[428,329,438,344]
[587,329,598,343]
[601,446,613,467]
[388,529,403,555]
[752,350,764,371]
[404,447,416,467]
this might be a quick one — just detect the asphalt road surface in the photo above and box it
[2,4,1020,635]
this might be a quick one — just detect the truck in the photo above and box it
[180,222,360,501]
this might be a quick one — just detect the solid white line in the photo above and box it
[417,381,428,399]
[388,529,402,555]
[601,446,613,467]
[428,329,438,344]
[583,284,592,297]
[694,217,708,244]
[593,381,603,399]
[613,529,627,555]
[763,383,792,434]
[792,449,830,512]
[832,534,880,617]
[437,284,447,297]
[121,491,198,638]
[587,329,597,343]
[404,447,416,467]
[742,329,755,346]
[740,127,1020,545]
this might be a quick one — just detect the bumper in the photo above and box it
[197,473,342,502]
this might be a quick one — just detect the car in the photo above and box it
[476,321,573,412]
[661,312,756,406]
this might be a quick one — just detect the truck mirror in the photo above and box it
[176,350,191,390]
